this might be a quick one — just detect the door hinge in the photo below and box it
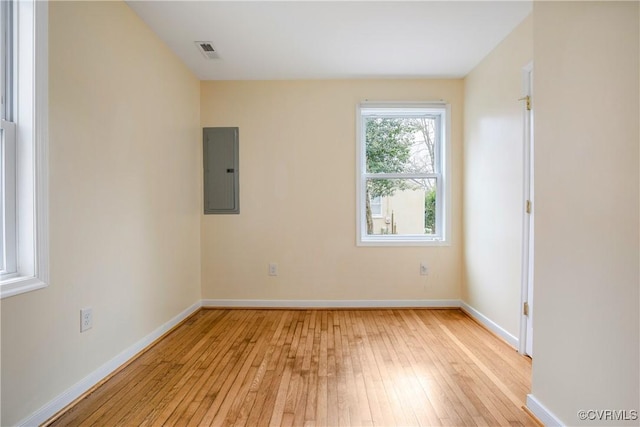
[526,200,532,214]
[523,301,529,316]
[518,95,531,111]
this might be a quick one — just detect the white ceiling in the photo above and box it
[126,1,532,80]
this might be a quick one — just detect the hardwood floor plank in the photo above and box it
[48,308,535,427]
[345,311,375,426]
[411,309,496,425]
[337,311,363,426]
[359,311,412,426]
[302,310,321,425]
[326,312,339,427]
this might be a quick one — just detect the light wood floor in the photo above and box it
[49,309,534,427]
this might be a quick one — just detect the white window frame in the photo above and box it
[0,0,48,298]
[1,0,17,277]
[356,101,451,246]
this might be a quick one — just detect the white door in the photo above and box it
[520,63,534,357]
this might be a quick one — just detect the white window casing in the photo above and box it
[356,101,451,246]
[0,0,48,298]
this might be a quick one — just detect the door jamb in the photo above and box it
[519,61,534,356]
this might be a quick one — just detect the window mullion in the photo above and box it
[434,115,441,174]
[364,173,438,180]
[435,175,442,239]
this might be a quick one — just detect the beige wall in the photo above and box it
[462,16,532,338]
[0,2,201,425]
[531,2,639,425]
[200,80,463,301]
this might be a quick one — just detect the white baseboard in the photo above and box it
[527,394,564,426]
[17,301,202,427]
[201,299,462,308]
[460,301,519,348]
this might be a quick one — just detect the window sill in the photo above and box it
[357,238,450,247]
[1,275,47,299]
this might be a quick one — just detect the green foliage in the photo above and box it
[424,188,436,234]
[365,118,415,198]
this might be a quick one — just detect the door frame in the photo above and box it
[519,62,534,356]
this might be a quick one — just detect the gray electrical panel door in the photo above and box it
[203,127,239,214]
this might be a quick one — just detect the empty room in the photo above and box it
[1,1,638,426]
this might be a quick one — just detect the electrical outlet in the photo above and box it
[420,262,429,276]
[268,263,278,276]
[80,307,93,332]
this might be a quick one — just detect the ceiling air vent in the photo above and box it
[195,41,220,60]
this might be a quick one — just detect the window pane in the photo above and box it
[1,0,14,122]
[365,117,438,174]
[366,178,437,236]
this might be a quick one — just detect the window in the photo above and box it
[357,102,450,245]
[0,0,48,298]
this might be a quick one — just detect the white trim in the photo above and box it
[526,394,564,427]
[1,119,18,275]
[0,0,48,299]
[519,61,533,355]
[460,301,519,348]
[0,274,46,298]
[202,299,461,309]
[442,103,452,245]
[357,238,450,247]
[355,102,366,244]
[15,301,202,427]
[34,0,49,285]
[359,100,448,108]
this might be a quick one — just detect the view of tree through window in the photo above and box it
[363,112,441,238]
